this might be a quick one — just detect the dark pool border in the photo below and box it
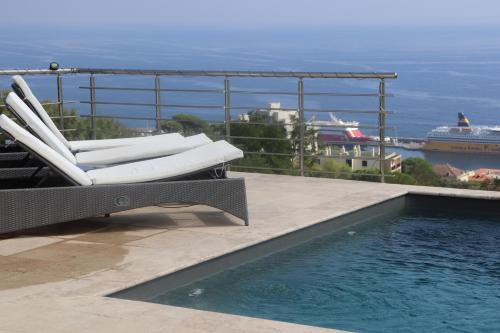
[109,193,500,301]
[109,195,406,301]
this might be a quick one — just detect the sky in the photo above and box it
[2,0,500,29]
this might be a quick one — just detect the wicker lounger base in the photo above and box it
[0,178,248,234]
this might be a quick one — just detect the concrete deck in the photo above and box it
[1,172,500,333]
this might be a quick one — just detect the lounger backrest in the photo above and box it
[11,75,71,149]
[5,92,77,164]
[0,114,92,186]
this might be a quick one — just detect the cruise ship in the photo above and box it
[423,113,500,154]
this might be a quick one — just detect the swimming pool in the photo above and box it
[111,196,500,332]
[154,212,500,332]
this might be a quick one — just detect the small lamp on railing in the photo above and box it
[49,62,59,71]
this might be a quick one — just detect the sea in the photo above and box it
[1,24,499,170]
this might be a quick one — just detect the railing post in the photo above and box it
[155,75,162,132]
[56,74,64,131]
[298,78,305,176]
[89,75,97,140]
[224,78,231,142]
[378,79,386,183]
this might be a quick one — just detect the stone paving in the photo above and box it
[1,172,499,332]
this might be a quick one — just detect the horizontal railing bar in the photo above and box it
[233,150,389,161]
[217,106,393,114]
[311,124,394,130]
[304,92,394,97]
[80,115,165,121]
[304,169,393,177]
[49,115,77,119]
[79,115,230,123]
[307,169,365,176]
[79,86,223,93]
[43,100,79,105]
[80,101,223,109]
[74,68,398,79]
[319,139,389,145]
[0,100,78,108]
[0,68,77,75]
[231,164,394,178]
[315,154,386,161]
[225,121,390,130]
[230,106,298,111]
[231,165,300,173]
[224,121,297,126]
[79,115,236,124]
[79,86,155,92]
[304,108,394,114]
[159,88,223,93]
[230,91,396,97]
[231,90,298,96]
[74,87,394,99]
[229,135,299,142]
[242,151,297,157]
[0,68,397,79]
[6,115,77,122]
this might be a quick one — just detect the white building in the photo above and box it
[239,102,298,138]
[319,145,402,173]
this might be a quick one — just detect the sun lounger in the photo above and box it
[5,92,212,166]
[0,114,248,233]
[11,75,191,151]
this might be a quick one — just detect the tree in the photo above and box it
[386,172,417,185]
[229,111,294,172]
[352,167,379,182]
[289,114,318,168]
[161,114,211,136]
[0,89,134,142]
[42,103,135,140]
[321,159,352,179]
[402,157,441,186]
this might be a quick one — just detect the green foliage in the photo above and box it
[230,111,294,172]
[386,172,417,185]
[289,114,318,168]
[320,159,352,179]
[160,114,211,136]
[42,103,135,140]
[352,167,380,182]
[402,157,441,186]
[0,89,134,142]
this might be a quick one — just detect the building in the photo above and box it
[238,102,298,139]
[432,164,469,182]
[319,145,401,173]
[468,168,500,182]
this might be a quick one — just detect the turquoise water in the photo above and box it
[152,215,500,332]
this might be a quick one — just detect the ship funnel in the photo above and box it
[458,112,470,127]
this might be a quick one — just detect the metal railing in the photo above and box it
[0,66,397,182]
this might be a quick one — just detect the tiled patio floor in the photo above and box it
[1,172,499,332]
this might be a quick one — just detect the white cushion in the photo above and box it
[69,132,185,151]
[13,76,210,154]
[5,92,77,164]
[0,115,92,186]
[86,140,243,185]
[12,75,71,148]
[0,115,243,186]
[75,133,213,166]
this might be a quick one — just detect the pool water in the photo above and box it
[151,214,500,333]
